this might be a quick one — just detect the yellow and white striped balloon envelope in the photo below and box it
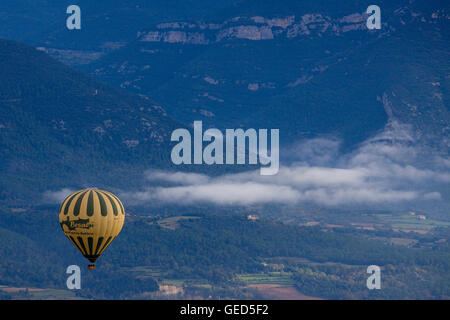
[59,188,125,269]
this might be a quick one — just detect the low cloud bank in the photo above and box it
[122,122,449,207]
[43,188,75,203]
[44,122,449,208]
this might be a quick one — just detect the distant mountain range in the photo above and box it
[2,1,448,150]
[1,1,450,301]
[0,0,239,53]
[0,0,448,206]
[76,0,450,151]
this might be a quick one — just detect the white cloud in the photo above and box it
[128,183,300,205]
[123,122,449,207]
[423,192,442,200]
[43,188,75,203]
[44,121,448,208]
[144,170,210,185]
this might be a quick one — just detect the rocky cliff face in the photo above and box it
[136,12,375,45]
[81,2,449,154]
[133,5,449,44]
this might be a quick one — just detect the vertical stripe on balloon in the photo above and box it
[73,190,88,216]
[63,190,82,215]
[96,191,108,216]
[86,190,94,217]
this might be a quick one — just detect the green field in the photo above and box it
[124,266,166,278]
[29,289,81,299]
[122,265,210,288]
[369,237,419,246]
[236,272,294,285]
[0,286,81,300]
[157,216,201,230]
[372,213,450,231]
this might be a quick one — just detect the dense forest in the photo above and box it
[0,206,449,299]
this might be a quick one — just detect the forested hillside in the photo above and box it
[0,39,180,204]
[0,207,448,299]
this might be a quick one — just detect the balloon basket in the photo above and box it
[88,264,96,270]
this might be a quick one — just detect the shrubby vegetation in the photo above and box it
[0,208,449,299]
[78,269,158,299]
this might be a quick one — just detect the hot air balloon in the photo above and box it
[59,188,125,270]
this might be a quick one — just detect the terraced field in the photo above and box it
[157,216,201,230]
[0,285,81,300]
[236,272,294,285]
[374,213,450,232]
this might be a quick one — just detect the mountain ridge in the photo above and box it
[0,38,181,203]
[82,1,449,151]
